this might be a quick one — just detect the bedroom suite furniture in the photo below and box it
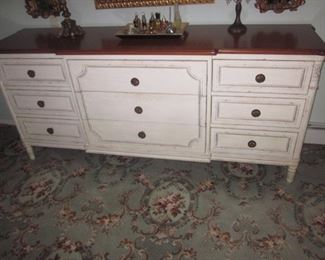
[0,24,324,183]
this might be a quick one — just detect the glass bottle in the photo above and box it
[161,15,168,30]
[141,14,147,31]
[133,13,140,29]
[154,12,161,31]
[173,2,182,31]
[149,12,155,32]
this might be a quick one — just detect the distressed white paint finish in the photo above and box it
[6,90,78,118]
[80,92,205,126]
[0,58,69,87]
[0,55,86,152]
[213,59,314,94]
[210,128,297,160]
[310,60,324,88]
[68,59,207,95]
[85,124,207,160]
[211,96,305,128]
[17,117,84,143]
[0,54,324,183]
[86,120,201,147]
[212,54,324,182]
[69,57,209,159]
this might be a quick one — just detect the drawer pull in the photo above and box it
[251,109,261,118]
[255,74,266,83]
[27,70,36,78]
[47,128,54,135]
[134,106,143,114]
[131,77,140,87]
[138,131,146,139]
[37,100,45,108]
[248,140,256,148]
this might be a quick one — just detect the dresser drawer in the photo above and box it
[6,90,78,118]
[85,120,203,148]
[211,96,305,128]
[0,59,68,86]
[213,60,313,94]
[17,118,84,144]
[79,92,205,126]
[69,59,207,95]
[211,128,297,160]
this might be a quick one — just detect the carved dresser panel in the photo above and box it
[68,57,208,160]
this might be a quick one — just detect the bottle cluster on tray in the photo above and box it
[127,4,183,36]
[129,12,174,35]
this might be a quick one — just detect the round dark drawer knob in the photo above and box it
[255,74,266,83]
[37,100,45,108]
[131,77,140,87]
[251,109,261,118]
[138,131,146,139]
[134,106,143,114]
[27,70,36,78]
[248,140,257,148]
[47,128,54,135]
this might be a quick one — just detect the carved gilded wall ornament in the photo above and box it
[255,0,305,13]
[25,0,63,18]
[95,0,305,10]
[94,0,213,9]
[25,0,84,38]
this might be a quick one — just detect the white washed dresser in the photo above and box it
[0,25,324,183]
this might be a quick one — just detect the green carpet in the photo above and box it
[0,125,324,259]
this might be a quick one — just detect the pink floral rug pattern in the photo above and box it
[0,125,324,259]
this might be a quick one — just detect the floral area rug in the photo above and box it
[0,125,324,260]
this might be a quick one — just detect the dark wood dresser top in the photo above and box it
[0,24,324,56]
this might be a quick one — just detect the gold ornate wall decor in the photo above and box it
[25,0,63,18]
[255,0,305,13]
[94,0,214,9]
[25,0,84,38]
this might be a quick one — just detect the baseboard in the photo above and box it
[0,118,15,125]
[305,122,325,145]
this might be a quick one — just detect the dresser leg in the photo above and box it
[25,145,35,160]
[287,164,298,183]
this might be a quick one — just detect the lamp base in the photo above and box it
[58,17,84,38]
[228,0,247,35]
[228,22,247,35]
